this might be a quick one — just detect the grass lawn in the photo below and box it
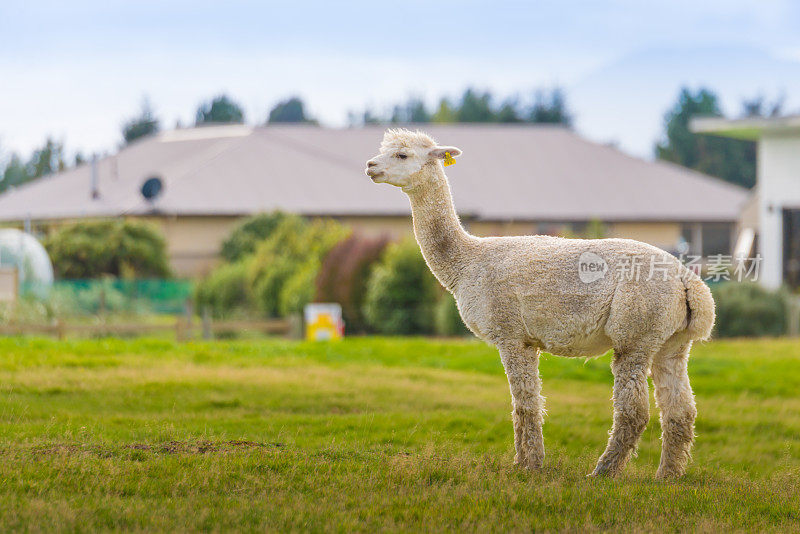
[1,336,799,532]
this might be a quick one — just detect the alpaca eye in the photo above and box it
[396,153,408,159]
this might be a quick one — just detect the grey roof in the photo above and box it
[0,124,748,223]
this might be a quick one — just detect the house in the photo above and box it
[0,125,749,277]
[692,115,800,288]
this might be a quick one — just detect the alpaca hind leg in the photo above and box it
[590,351,650,477]
[499,342,545,470]
[652,341,696,479]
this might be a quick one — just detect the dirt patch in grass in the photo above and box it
[27,440,283,457]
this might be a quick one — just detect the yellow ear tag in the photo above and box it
[443,151,456,166]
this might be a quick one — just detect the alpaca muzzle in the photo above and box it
[365,165,383,180]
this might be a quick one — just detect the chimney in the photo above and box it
[90,155,100,199]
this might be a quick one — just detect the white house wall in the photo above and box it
[758,135,800,288]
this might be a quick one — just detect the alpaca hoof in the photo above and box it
[514,454,544,471]
[589,462,618,478]
[655,468,684,480]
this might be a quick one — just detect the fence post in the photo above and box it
[788,295,800,338]
[289,313,303,340]
[99,286,107,319]
[183,297,194,341]
[184,297,193,322]
[202,307,212,340]
[176,318,185,342]
[56,319,65,340]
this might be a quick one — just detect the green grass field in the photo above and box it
[1,336,799,532]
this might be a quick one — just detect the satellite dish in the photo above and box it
[141,176,163,201]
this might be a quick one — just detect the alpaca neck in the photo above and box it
[404,164,473,292]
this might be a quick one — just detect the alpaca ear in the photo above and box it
[429,146,462,160]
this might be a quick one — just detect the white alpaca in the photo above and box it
[366,129,715,478]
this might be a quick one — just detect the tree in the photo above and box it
[389,105,403,124]
[496,98,522,123]
[390,97,430,124]
[655,87,755,189]
[194,261,251,318]
[28,138,65,178]
[267,96,315,124]
[741,94,784,118]
[315,234,389,332]
[195,94,245,125]
[528,88,572,126]
[362,108,381,125]
[247,216,349,316]
[0,138,65,194]
[407,98,430,123]
[220,211,291,262]
[122,98,160,144]
[347,87,575,127]
[45,219,171,279]
[456,88,495,122]
[363,238,440,335]
[432,98,457,123]
[0,154,28,193]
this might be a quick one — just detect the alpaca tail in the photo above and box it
[682,270,715,341]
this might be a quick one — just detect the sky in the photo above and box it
[1,0,800,160]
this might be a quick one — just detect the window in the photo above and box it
[701,223,732,257]
[681,223,733,257]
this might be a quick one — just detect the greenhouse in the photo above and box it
[0,229,54,299]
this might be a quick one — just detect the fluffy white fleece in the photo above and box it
[366,128,715,479]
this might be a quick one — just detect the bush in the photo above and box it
[363,239,440,335]
[315,234,389,333]
[279,259,320,316]
[434,293,471,337]
[248,217,349,317]
[194,260,251,318]
[48,279,140,315]
[711,282,787,338]
[220,212,291,262]
[45,219,171,279]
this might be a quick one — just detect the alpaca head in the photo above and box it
[365,128,461,190]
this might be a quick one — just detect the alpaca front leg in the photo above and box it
[591,352,650,477]
[652,342,696,479]
[499,343,545,470]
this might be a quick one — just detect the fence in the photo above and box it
[0,317,293,341]
[3,278,299,340]
[19,279,195,316]
[8,278,799,340]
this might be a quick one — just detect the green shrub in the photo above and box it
[434,293,471,337]
[48,279,137,315]
[220,212,291,262]
[279,260,320,316]
[363,239,440,335]
[711,282,787,338]
[195,260,251,318]
[1,296,52,323]
[248,217,349,317]
[45,219,171,279]
[315,234,389,333]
